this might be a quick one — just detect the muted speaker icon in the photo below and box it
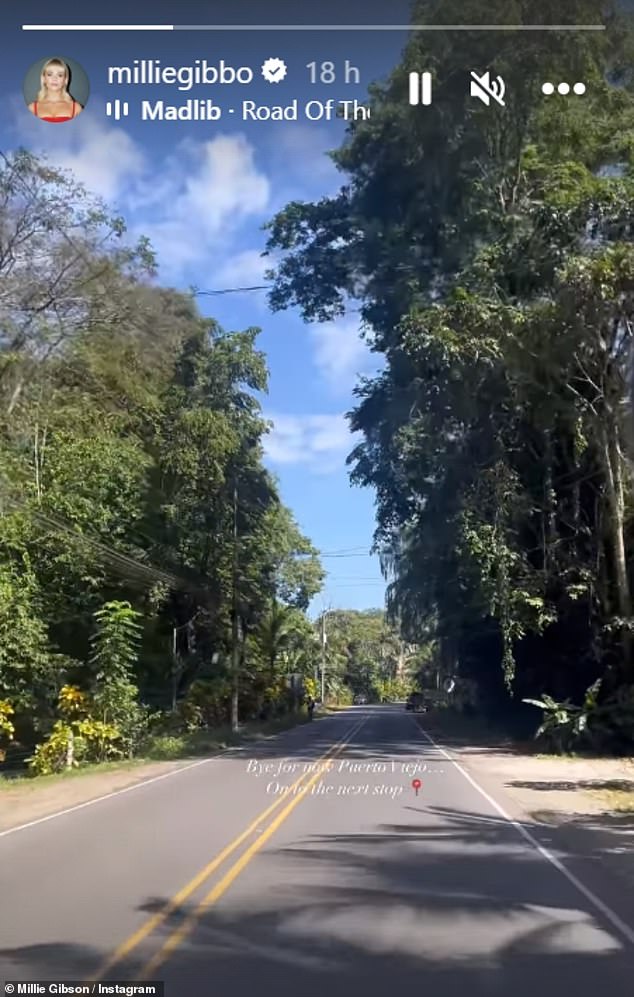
[470,71,505,107]
[106,99,129,120]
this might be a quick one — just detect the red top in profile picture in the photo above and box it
[29,58,84,122]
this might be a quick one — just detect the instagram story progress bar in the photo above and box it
[22,24,607,31]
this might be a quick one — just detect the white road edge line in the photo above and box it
[416,724,634,947]
[0,756,218,838]
[0,714,359,840]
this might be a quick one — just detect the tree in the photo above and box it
[0,146,328,769]
[90,600,146,756]
[314,609,421,702]
[0,150,154,411]
[264,0,634,742]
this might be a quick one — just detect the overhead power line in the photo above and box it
[0,494,200,592]
[324,575,384,580]
[295,547,376,559]
[190,260,428,298]
[194,284,270,296]
[320,546,369,554]
[1,493,382,597]
[317,550,377,558]
[327,582,386,588]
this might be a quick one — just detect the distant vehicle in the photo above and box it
[353,694,367,705]
[406,692,426,713]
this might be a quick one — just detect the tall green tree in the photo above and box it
[0,148,326,759]
[265,0,634,739]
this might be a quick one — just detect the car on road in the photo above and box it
[406,692,426,713]
[353,694,368,705]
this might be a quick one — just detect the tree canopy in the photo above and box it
[265,0,634,749]
[315,608,427,703]
[0,149,327,770]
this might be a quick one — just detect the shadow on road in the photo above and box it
[3,804,634,995]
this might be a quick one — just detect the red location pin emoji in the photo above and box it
[412,778,422,796]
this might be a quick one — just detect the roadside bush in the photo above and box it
[176,677,231,730]
[0,699,15,762]
[303,677,318,700]
[261,678,293,718]
[374,678,410,702]
[143,734,187,760]
[330,684,354,706]
[28,717,122,775]
[26,684,132,774]
[524,681,634,754]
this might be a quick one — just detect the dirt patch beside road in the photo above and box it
[0,758,212,833]
[420,709,634,819]
[0,756,228,833]
[460,750,634,820]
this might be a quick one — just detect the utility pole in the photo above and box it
[231,479,239,733]
[171,626,179,712]
[171,611,200,711]
[320,608,332,704]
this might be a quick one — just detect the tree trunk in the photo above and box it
[171,663,180,713]
[231,612,239,732]
[230,480,239,732]
[65,729,74,770]
[541,430,557,573]
[6,378,23,416]
[170,629,182,712]
[601,424,632,676]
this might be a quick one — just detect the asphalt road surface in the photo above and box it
[2,704,634,996]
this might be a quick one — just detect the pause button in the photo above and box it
[409,72,432,106]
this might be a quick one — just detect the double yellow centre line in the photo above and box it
[88,714,367,982]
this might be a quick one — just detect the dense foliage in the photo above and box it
[0,150,327,771]
[265,0,634,750]
[315,608,429,703]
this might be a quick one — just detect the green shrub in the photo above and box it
[176,677,231,730]
[0,700,15,762]
[143,735,187,760]
[331,685,354,706]
[524,681,634,754]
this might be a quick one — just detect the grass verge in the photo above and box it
[0,710,315,790]
[591,788,634,812]
[0,757,149,792]
[142,710,316,761]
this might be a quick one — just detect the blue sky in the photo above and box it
[1,1,416,614]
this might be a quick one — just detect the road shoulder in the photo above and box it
[419,712,634,904]
[0,758,211,833]
[0,710,330,833]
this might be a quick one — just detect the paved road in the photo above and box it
[2,705,634,996]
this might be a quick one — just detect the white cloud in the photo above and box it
[267,125,341,191]
[49,122,145,203]
[264,413,358,474]
[310,317,376,394]
[129,134,271,277]
[12,104,145,202]
[168,135,269,236]
[214,248,268,288]
[12,98,271,281]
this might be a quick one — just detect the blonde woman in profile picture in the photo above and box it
[29,57,83,122]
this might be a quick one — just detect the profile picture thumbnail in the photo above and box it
[24,56,90,123]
